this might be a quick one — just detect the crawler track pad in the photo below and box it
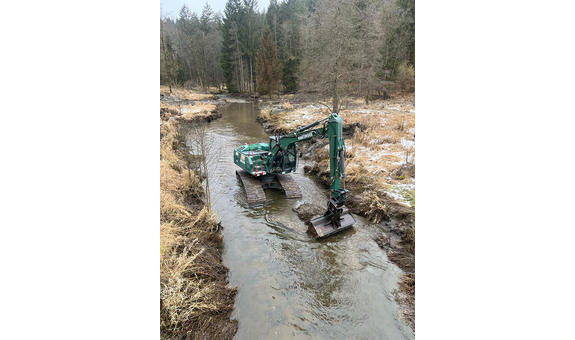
[275,174,302,199]
[236,170,266,205]
[309,207,355,239]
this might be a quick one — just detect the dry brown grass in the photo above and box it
[160,102,217,121]
[160,120,237,339]
[270,95,416,218]
[160,85,213,100]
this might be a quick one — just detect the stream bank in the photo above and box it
[160,87,238,339]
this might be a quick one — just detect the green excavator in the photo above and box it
[233,112,355,238]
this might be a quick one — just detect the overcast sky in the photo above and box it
[160,0,271,19]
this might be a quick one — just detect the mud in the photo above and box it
[292,202,326,225]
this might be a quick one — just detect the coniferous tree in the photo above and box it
[276,0,302,92]
[256,24,282,97]
[220,0,242,92]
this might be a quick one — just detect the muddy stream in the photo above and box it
[202,99,414,339]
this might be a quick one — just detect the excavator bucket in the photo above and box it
[309,206,356,239]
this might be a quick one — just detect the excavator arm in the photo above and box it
[271,113,356,238]
[308,113,355,237]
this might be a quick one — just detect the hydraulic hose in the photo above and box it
[339,149,345,178]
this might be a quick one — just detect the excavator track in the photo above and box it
[237,170,302,205]
[236,170,266,205]
[276,174,302,199]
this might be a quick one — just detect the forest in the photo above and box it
[160,0,415,106]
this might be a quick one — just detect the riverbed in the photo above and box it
[202,99,414,340]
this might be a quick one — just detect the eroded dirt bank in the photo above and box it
[160,86,238,339]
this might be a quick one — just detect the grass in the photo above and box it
[160,102,217,122]
[160,85,214,100]
[160,96,237,339]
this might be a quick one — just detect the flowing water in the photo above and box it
[205,99,414,340]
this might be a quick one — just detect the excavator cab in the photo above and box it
[268,136,297,174]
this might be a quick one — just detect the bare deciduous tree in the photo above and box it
[299,0,414,107]
[182,120,221,210]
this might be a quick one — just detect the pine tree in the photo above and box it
[220,0,242,92]
[256,24,282,97]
